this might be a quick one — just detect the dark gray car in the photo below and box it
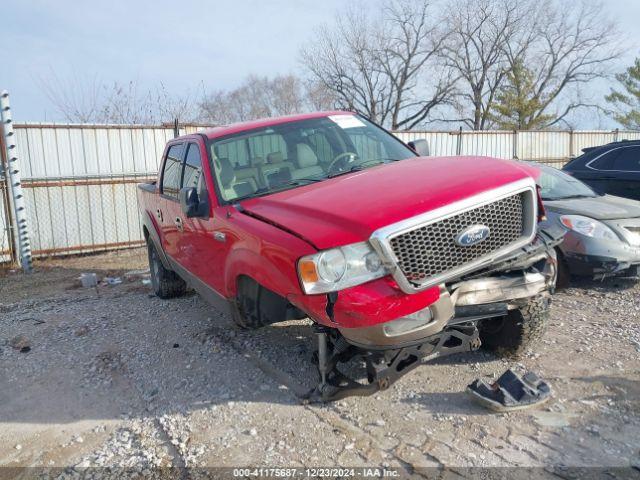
[536,164,640,285]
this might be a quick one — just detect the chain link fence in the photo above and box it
[1,122,639,263]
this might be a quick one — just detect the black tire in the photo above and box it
[555,248,571,290]
[479,296,550,358]
[230,277,264,329]
[147,241,187,299]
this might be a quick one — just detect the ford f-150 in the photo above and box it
[137,111,562,401]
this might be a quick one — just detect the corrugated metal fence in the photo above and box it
[1,124,639,263]
[394,129,640,168]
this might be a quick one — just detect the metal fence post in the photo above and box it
[456,126,463,155]
[0,129,15,263]
[0,91,32,272]
[569,129,575,158]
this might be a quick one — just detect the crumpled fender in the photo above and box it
[223,246,303,299]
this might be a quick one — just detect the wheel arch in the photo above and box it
[142,211,171,269]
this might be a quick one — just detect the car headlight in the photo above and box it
[559,215,619,241]
[298,242,387,294]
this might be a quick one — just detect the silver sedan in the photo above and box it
[536,164,640,286]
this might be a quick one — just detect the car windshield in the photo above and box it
[208,114,416,203]
[537,164,599,200]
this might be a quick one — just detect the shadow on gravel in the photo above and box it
[573,375,640,400]
[398,391,489,415]
[568,276,638,292]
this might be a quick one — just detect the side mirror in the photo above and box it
[408,139,430,157]
[179,187,208,218]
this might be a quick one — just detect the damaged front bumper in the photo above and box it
[339,227,560,350]
[305,228,562,402]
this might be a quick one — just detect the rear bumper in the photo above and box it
[339,251,556,349]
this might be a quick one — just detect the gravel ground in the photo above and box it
[0,248,639,477]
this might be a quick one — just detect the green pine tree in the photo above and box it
[489,62,555,130]
[606,58,640,129]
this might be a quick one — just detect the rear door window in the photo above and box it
[161,143,184,198]
[590,146,640,172]
[613,147,640,171]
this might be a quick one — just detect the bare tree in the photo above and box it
[300,0,456,130]
[505,0,622,128]
[304,80,339,111]
[442,0,620,130]
[99,81,155,124]
[301,7,387,121]
[378,0,458,129]
[36,70,105,123]
[440,0,537,130]
[38,72,198,124]
[199,74,310,124]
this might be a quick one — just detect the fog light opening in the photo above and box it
[383,308,434,337]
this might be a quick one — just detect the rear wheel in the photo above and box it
[479,296,550,358]
[147,241,187,299]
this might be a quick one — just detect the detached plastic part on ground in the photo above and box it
[467,369,552,412]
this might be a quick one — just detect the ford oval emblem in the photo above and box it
[455,224,490,247]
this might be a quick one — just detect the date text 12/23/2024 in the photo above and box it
[232,468,400,478]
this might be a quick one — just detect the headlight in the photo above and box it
[298,242,387,294]
[559,215,619,241]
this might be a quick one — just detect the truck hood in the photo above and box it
[544,194,640,221]
[240,156,535,250]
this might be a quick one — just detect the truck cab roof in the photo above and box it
[200,111,354,140]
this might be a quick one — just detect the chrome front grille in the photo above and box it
[387,189,536,288]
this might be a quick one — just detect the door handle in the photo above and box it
[175,217,183,232]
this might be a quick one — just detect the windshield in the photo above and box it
[537,164,599,200]
[208,114,416,203]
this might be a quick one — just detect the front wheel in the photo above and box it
[479,296,550,358]
[147,241,187,299]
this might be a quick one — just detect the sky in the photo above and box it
[2,0,640,126]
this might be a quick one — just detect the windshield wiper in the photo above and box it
[327,159,389,178]
[286,177,324,184]
[231,186,272,203]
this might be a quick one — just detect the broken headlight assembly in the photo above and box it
[297,241,387,294]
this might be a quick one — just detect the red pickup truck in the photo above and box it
[137,111,562,401]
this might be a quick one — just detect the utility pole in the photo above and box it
[0,91,32,272]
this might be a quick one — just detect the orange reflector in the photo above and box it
[299,260,319,283]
